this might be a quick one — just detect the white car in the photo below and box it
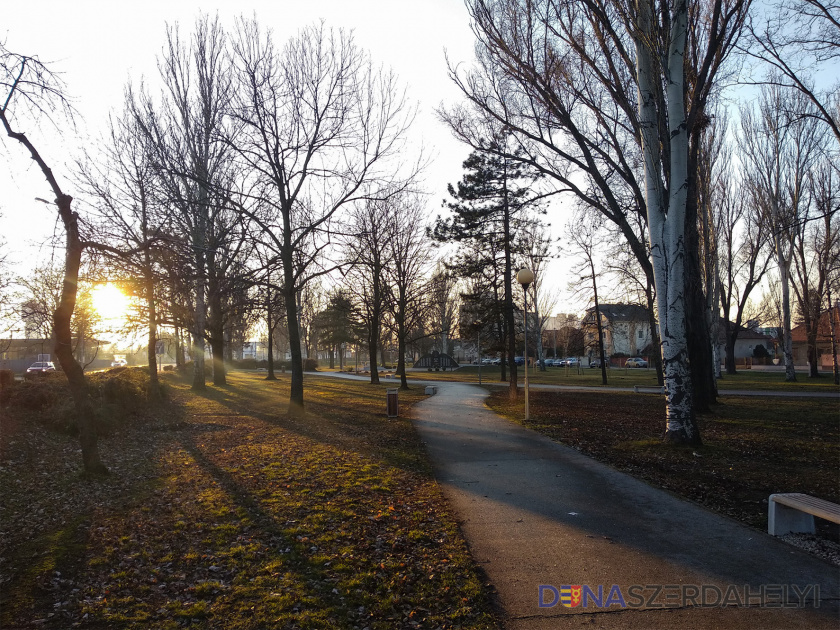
[26,361,56,374]
[111,359,128,368]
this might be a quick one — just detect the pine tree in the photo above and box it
[432,135,544,400]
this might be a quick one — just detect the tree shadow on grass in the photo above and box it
[182,372,434,478]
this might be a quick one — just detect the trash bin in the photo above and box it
[386,388,398,418]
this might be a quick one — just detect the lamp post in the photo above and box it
[516,268,535,421]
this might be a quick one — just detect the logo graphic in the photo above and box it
[560,585,582,608]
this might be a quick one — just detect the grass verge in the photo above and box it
[355,365,840,393]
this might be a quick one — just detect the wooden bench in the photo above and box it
[768,493,840,536]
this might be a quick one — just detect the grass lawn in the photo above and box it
[379,364,840,393]
[0,371,498,629]
[485,389,839,534]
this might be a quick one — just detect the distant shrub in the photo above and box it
[752,344,770,359]
[233,358,257,370]
[6,372,67,412]
[163,364,175,372]
[6,367,165,435]
[0,369,13,390]
[90,368,148,408]
[304,358,318,371]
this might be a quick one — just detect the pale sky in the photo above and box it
[1,1,581,319]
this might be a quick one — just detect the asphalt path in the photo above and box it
[407,381,838,629]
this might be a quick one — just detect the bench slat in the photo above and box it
[771,493,840,523]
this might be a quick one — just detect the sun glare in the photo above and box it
[91,283,130,322]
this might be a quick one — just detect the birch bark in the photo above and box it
[636,0,700,444]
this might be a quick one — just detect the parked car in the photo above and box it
[544,358,558,367]
[590,357,608,368]
[558,357,580,367]
[514,356,525,366]
[111,359,128,368]
[481,358,495,365]
[625,357,648,368]
[26,361,56,374]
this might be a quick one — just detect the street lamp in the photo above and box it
[516,268,535,421]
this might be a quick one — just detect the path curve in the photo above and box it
[412,381,839,629]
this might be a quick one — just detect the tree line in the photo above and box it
[2,0,838,473]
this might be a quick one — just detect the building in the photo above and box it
[791,304,840,368]
[716,322,774,362]
[581,304,654,358]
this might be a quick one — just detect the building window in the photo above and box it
[638,330,644,339]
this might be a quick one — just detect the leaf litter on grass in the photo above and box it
[1,372,498,629]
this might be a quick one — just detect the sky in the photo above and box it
[1,1,582,326]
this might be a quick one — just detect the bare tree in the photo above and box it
[77,96,169,396]
[740,84,824,380]
[716,151,773,375]
[792,156,839,376]
[428,264,460,356]
[346,197,395,384]
[16,265,100,362]
[442,0,750,443]
[1,44,107,473]
[567,209,610,384]
[518,219,552,370]
[745,0,840,144]
[133,15,246,389]
[811,160,840,382]
[0,213,12,343]
[229,19,417,413]
[384,194,432,389]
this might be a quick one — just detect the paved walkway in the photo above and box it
[412,382,839,629]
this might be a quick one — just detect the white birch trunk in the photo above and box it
[637,0,698,443]
[775,239,797,381]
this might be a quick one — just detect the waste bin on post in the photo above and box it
[386,388,398,418]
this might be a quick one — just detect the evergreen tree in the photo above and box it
[432,135,545,400]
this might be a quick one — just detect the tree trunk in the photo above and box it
[685,238,717,410]
[397,333,408,390]
[806,327,820,378]
[265,288,277,380]
[685,128,716,411]
[54,195,108,474]
[778,247,797,381]
[191,252,207,391]
[503,179,518,401]
[645,283,665,386]
[207,272,226,386]
[725,334,737,375]
[285,282,304,415]
[827,286,839,385]
[145,270,160,400]
[591,263,608,386]
[637,0,701,446]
